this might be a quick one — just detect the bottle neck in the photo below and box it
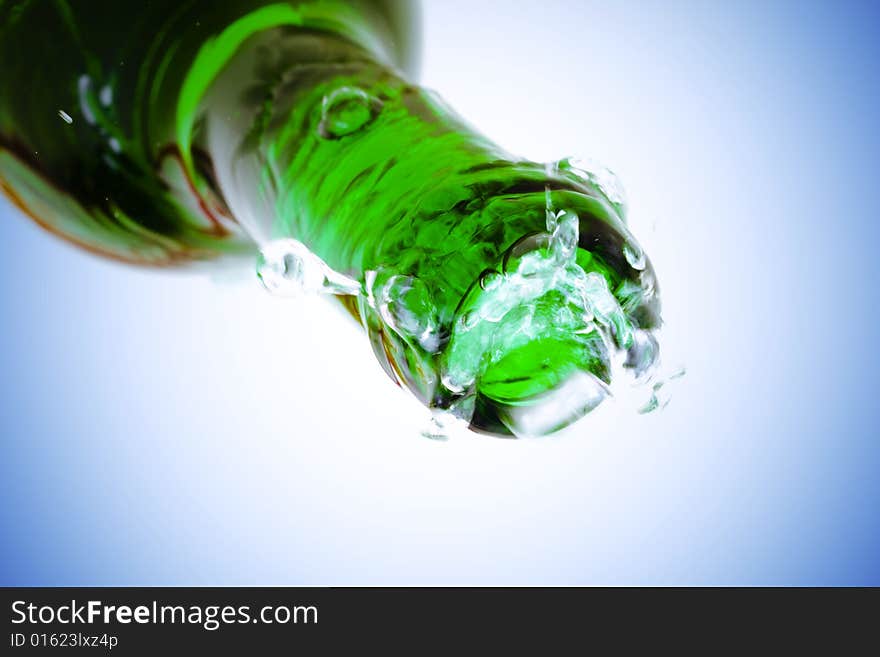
[198,25,660,436]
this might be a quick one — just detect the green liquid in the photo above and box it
[0,0,662,437]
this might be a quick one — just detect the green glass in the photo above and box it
[0,0,661,437]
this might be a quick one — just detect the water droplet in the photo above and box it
[318,86,382,140]
[421,414,449,441]
[638,367,685,413]
[257,239,361,297]
[623,241,646,271]
[639,382,669,414]
[374,274,441,352]
[638,383,662,414]
[58,110,73,125]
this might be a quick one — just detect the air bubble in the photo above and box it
[459,310,479,331]
[318,86,382,140]
[99,85,113,107]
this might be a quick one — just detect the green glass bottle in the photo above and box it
[0,0,661,437]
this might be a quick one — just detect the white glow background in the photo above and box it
[2,0,878,584]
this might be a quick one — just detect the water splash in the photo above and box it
[479,269,503,292]
[550,210,578,264]
[554,157,628,217]
[441,208,642,402]
[578,272,634,349]
[638,367,686,414]
[624,329,659,378]
[257,238,360,297]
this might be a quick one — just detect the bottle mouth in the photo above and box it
[437,216,613,436]
[434,207,659,437]
[360,207,660,438]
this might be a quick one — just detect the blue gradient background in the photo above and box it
[1,0,878,585]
